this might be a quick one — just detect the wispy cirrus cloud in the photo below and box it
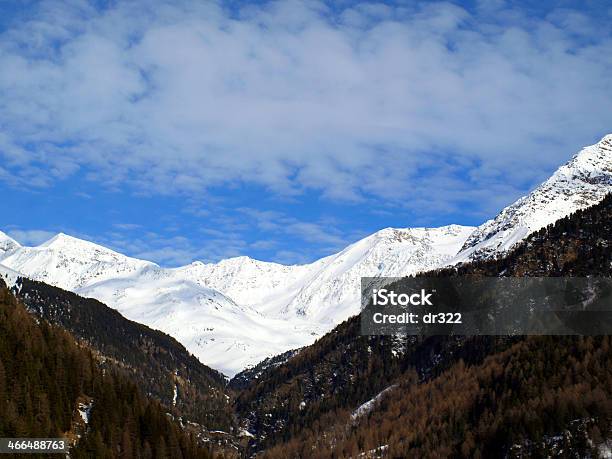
[236,207,355,252]
[6,229,56,246]
[112,223,142,231]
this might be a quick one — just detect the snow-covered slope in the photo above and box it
[0,263,21,287]
[0,233,315,376]
[173,225,474,322]
[0,231,20,256]
[0,226,474,376]
[0,233,153,290]
[76,268,316,376]
[280,225,475,323]
[74,226,474,375]
[457,134,612,261]
[172,257,319,315]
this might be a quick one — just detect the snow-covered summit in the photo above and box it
[0,223,475,375]
[458,134,612,261]
[38,232,93,248]
[173,255,314,309]
[168,224,477,323]
[0,232,154,290]
[280,224,476,321]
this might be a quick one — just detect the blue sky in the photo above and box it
[1,0,611,266]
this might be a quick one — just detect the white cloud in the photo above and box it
[0,0,611,213]
[102,230,250,266]
[236,206,354,251]
[7,229,56,246]
[272,249,313,265]
[113,223,142,230]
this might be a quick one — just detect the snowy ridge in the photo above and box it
[173,225,476,323]
[2,133,611,375]
[0,233,154,290]
[0,231,20,256]
[281,225,475,323]
[172,257,319,315]
[0,225,474,376]
[457,134,612,261]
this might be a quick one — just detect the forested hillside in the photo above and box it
[0,279,215,458]
[234,193,612,457]
[264,335,612,458]
[13,278,234,431]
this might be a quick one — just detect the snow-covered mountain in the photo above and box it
[0,262,21,287]
[148,225,475,325]
[0,233,154,290]
[0,225,474,376]
[0,231,20,256]
[457,134,612,261]
[279,225,475,323]
[0,234,314,376]
[1,133,610,375]
[173,256,319,315]
[76,267,316,376]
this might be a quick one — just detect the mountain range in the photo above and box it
[1,176,610,458]
[1,133,611,376]
[236,191,612,457]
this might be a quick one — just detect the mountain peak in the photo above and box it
[37,233,129,258]
[39,232,87,248]
[458,134,612,260]
[370,225,476,243]
[560,133,612,173]
[1,231,154,291]
[600,133,612,143]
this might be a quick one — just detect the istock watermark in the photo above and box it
[371,288,434,307]
[360,277,612,336]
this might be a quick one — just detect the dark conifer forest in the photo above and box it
[0,279,214,459]
[14,278,233,431]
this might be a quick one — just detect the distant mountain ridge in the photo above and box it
[1,232,154,290]
[0,225,476,376]
[1,133,611,375]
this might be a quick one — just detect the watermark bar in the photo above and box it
[0,438,68,454]
[360,277,612,335]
